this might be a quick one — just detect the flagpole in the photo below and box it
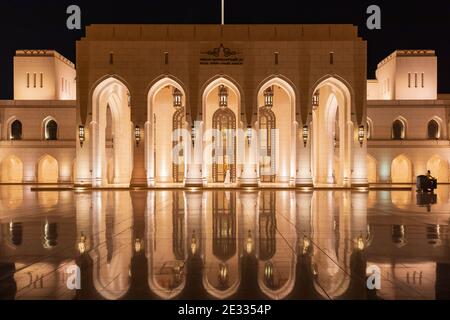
[221,0,224,25]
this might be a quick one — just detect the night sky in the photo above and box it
[1,0,450,99]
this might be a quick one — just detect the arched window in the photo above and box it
[45,119,58,140]
[259,107,276,182]
[366,120,372,140]
[392,119,405,140]
[10,120,22,140]
[212,107,236,183]
[172,106,185,182]
[427,119,439,139]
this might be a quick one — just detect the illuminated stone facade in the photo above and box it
[0,25,449,187]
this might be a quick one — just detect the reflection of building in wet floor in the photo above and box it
[0,186,449,299]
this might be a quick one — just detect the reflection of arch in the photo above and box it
[427,155,448,182]
[212,192,236,260]
[1,155,23,183]
[367,154,377,183]
[392,117,406,140]
[212,106,236,182]
[391,154,412,183]
[259,192,276,260]
[37,155,58,183]
[172,192,185,260]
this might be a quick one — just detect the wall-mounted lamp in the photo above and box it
[218,84,228,108]
[358,125,365,147]
[134,126,141,146]
[302,125,309,147]
[264,86,274,108]
[78,125,85,147]
[173,88,182,108]
[312,90,320,109]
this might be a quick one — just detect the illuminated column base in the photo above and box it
[146,177,155,187]
[184,164,204,187]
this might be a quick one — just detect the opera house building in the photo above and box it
[0,24,449,300]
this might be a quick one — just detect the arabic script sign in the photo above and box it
[200,44,243,65]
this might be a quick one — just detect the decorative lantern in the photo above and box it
[78,125,85,147]
[134,126,141,146]
[302,125,309,147]
[173,88,182,108]
[218,85,228,107]
[358,125,365,147]
[264,86,274,108]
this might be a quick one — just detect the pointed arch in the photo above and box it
[257,76,297,182]
[311,76,353,187]
[427,154,448,182]
[392,116,407,140]
[366,117,374,140]
[427,117,442,140]
[1,155,23,183]
[42,116,58,140]
[91,76,133,187]
[367,154,377,183]
[37,154,59,183]
[147,76,188,184]
[391,154,412,183]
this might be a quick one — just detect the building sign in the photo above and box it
[200,44,243,65]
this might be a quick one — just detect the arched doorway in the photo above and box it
[91,77,133,187]
[147,78,187,184]
[427,155,448,182]
[311,77,353,187]
[37,155,58,183]
[367,155,377,183]
[257,78,296,183]
[391,154,412,183]
[1,155,23,183]
[202,78,241,184]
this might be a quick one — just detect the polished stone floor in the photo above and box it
[0,185,449,300]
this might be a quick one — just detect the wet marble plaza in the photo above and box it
[0,185,449,300]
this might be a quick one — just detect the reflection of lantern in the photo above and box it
[78,233,87,254]
[173,88,182,108]
[218,85,228,107]
[246,229,253,254]
[190,230,197,255]
[134,126,141,146]
[356,234,365,251]
[312,90,319,108]
[358,125,365,147]
[43,221,58,249]
[264,86,274,108]
[302,235,310,254]
[78,125,85,147]
[264,262,274,288]
[134,238,142,253]
[302,125,309,147]
[219,263,229,286]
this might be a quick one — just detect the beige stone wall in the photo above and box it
[0,100,76,183]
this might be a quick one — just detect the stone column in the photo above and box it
[239,128,259,187]
[296,123,313,187]
[185,121,203,187]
